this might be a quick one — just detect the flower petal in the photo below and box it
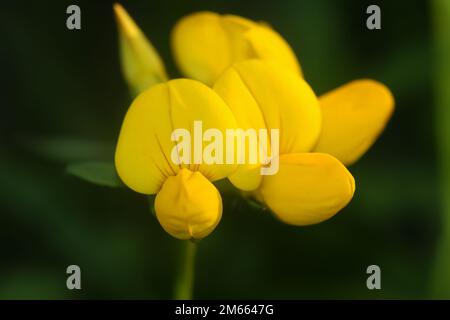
[213,60,321,190]
[259,153,355,226]
[313,79,395,165]
[114,3,168,95]
[171,11,301,85]
[155,169,222,240]
[216,60,321,154]
[244,25,301,75]
[115,79,238,194]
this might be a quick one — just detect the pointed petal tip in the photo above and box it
[113,3,139,37]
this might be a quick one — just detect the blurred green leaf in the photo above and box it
[66,161,123,188]
[24,136,115,163]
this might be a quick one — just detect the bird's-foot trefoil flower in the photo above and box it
[115,78,238,239]
[171,11,395,226]
[93,4,396,300]
[113,6,394,229]
[213,59,355,225]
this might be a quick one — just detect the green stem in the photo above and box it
[431,0,450,298]
[174,240,197,300]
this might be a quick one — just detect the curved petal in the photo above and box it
[115,79,238,194]
[259,153,355,226]
[215,60,321,154]
[244,25,301,75]
[213,60,321,191]
[171,12,238,85]
[228,166,263,191]
[155,169,222,240]
[313,79,395,165]
[171,11,301,85]
[113,3,168,95]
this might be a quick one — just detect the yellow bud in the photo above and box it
[171,11,301,85]
[259,153,355,226]
[155,169,222,240]
[114,3,168,95]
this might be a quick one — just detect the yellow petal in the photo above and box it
[228,166,263,191]
[258,153,355,226]
[171,11,301,85]
[114,3,168,95]
[213,60,321,190]
[244,25,301,75]
[313,79,395,165]
[171,12,237,86]
[115,79,238,194]
[155,169,222,240]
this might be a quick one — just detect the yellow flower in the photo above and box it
[167,11,394,225]
[171,11,301,85]
[113,3,168,95]
[115,78,238,239]
[214,60,356,225]
[113,7,394,229]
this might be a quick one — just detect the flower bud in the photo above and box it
[114,3,168,95]
[155,169,222,240]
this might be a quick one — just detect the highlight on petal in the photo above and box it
[114,3,168,95]
[155,169,222,240]
[313,79,395,165]
[213,60,321,190]
[258,153,355,226]
[244,25,301,75]
[115,79,238,194]
[171,11,301,85]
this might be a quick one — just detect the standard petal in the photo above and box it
[171,12,239,85]
[218,60,321,154]
[259,153,355,226]
[244,25,301,75]
[155,169,222,240]
[167,79,238,180]
[114,3,168,95]
[115,79,238,194]
[214,60,321,190]
[171,12,301,85]
[313,79,395,165]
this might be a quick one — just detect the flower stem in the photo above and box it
[174,240,197,300]
[431,0,450,298]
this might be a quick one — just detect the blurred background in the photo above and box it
[0,0,445,299]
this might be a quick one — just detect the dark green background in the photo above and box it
[0,0,439,298]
